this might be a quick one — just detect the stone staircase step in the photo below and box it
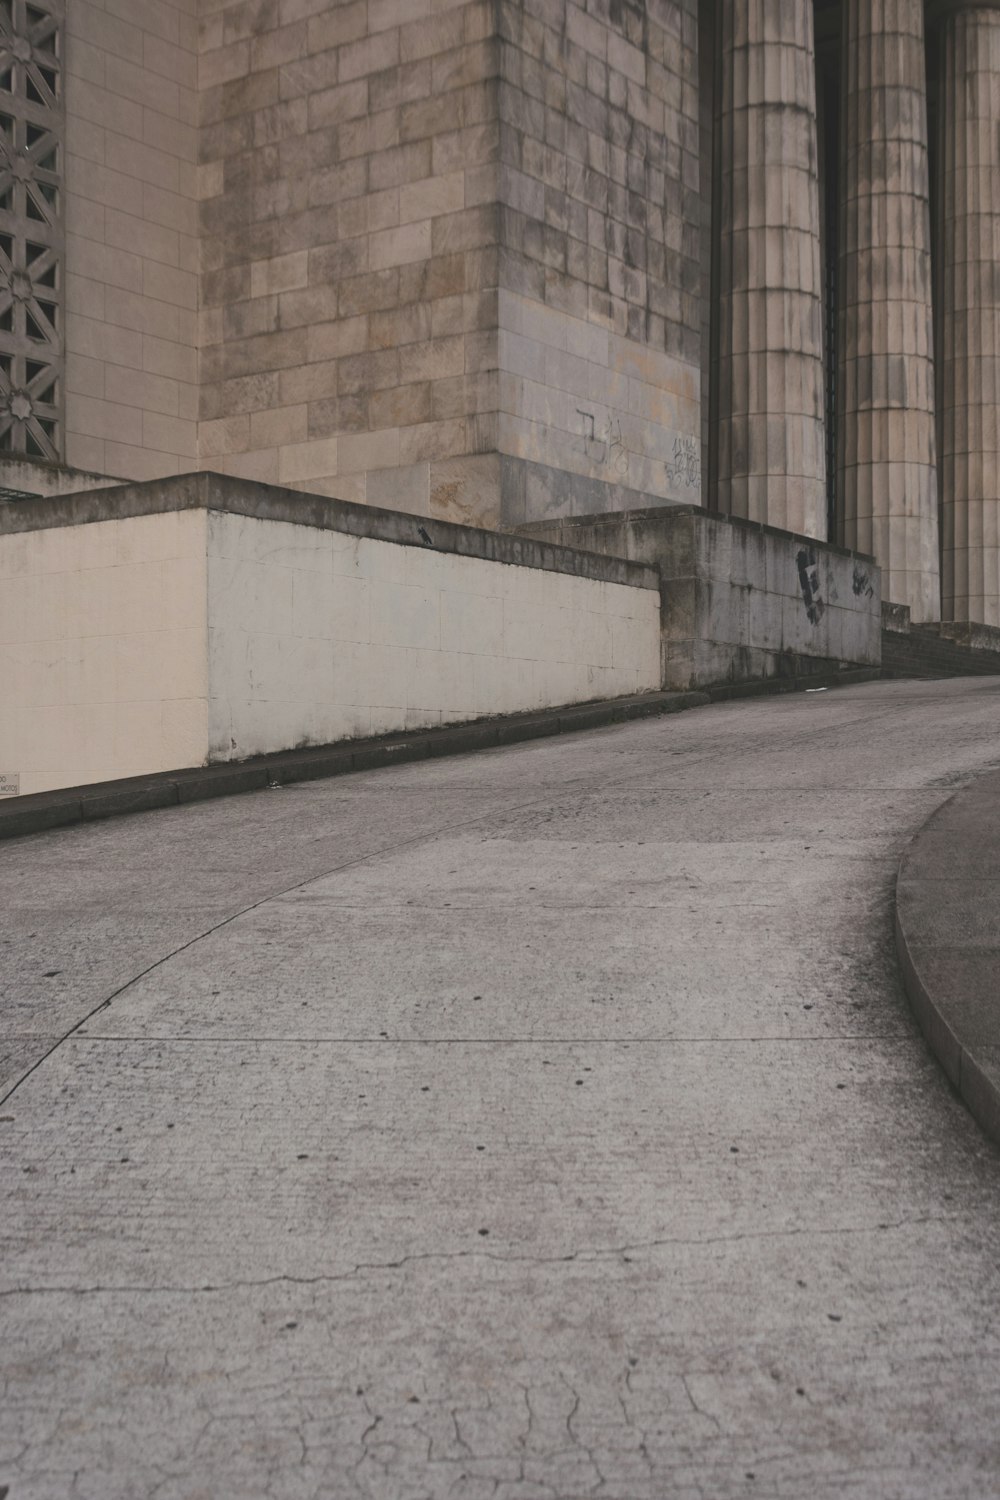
[882,627,1000,677]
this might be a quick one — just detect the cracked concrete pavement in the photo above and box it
[2,675,1000,1500]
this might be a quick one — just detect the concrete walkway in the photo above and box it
[2,676,1000,1500]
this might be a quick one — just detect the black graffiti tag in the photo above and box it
[797,547,825,625]
[852,565,874,599]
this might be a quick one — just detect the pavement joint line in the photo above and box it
[0,673,959,1121]
[5,675,1000,1489]
[3,753,749,1105]
[59,1032,914,1045]
[0,672,882,844]
[1,686,920,1106]
[895,765,1000,1150]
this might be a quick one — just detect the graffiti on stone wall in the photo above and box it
[575,410,704,494]
[665,434,701,491]
[797,547,825,625]
[852,565,874,599]
[577,408,629,476]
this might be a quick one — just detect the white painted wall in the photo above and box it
[0,503,660,793]
[0,509,208,794]
[206,511,660,760]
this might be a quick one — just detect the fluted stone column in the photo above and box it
[716,0,827,538]
[838,0,940,621]
[937,5,1000,625]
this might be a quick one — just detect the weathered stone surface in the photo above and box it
[198,0,503,516]
[0,457,122,499]
[497,0,703,521]
[35,0,1000,625]
[838,0,940,622]
[516,505,881,689]
[193,0,706,522]
[715,0,827,538]
[937,6,1000,626]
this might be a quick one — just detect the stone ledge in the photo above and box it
[882,600,912,634]
[0,667,876,842]
[895,767,1000,1147]
[0,455,124,500]
[0,469,660,593]
[519,503,878,567]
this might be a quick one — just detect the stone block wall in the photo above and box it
[198,0,503,519]
[30,0,709,529]
[64,0,199,479]
[194,0,703,525]
[496,0,703,523]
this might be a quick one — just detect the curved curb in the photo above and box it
[895,767,1000,1146]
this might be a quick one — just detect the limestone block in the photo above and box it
[429,453,501,527]
[366,462,431,516]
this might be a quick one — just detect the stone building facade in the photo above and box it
[1,0,998,623]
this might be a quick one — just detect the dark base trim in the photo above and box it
[0,668,882,842]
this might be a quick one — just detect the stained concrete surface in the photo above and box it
[2,676,1000,1499]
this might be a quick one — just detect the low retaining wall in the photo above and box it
[0,472,660,795]
[515,506,882,690]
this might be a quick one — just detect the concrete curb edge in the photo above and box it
[895,771,1000,1147]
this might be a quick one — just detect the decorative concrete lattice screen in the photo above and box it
[0,0,62,461]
